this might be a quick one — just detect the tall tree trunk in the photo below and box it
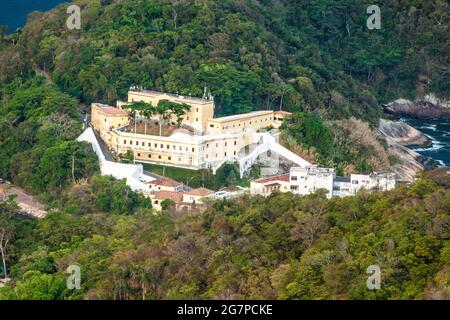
[0,233,8,280]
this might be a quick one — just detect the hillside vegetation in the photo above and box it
[0,0,449,300]
[0,177,449,299]
[0,0,448,183]
[1,0,449,121]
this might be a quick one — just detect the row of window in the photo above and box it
[136,153,193,164]
[205,141,237,148]
[123,140,195,152]
[210,117,274,130]
[204,151,237,159]
[123,139,238,152]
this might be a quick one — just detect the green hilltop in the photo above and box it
[0,0,449,300]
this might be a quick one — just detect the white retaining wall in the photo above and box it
[77,128,153,192]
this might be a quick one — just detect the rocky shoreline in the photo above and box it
[379,119,441,181]
[382,94,450,119]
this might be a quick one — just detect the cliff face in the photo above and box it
[379,119,438,181]
[383,95,450,119]
[379,119,431,147]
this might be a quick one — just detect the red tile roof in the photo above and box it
[253,174,290,184]
[153,191,184,202]
[185,187,214,197]
[102,107,128,116]
[150,177,183,188]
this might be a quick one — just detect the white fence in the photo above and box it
[77,128,153,192]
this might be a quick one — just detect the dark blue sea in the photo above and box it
[402,118,450,167]
[0,0,67,33]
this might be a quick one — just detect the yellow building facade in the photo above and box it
[92,89,291,171]
[118,89,215,132]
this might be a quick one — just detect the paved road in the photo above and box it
[91,128,114,161]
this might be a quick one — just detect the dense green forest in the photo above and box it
[0,0,448,183]
[1,0,449,120]
[0,0,449,300]
[0,176,449,299]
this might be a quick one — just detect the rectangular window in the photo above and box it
[158,155,162,159]
[137,153,141,157]
[142,142,145,146]
[160,144,163,148]
[167,145,170,149]
[136,141,139,146]
[291,176,298,181]
[168,156,172,161]
[154,143,157,148]
[224,142,227,147]
[192,148,195,152]
[148,154,151,158]
[210,124,214,128]
[124,140,127,144]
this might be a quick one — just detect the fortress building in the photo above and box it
[91,88,291,172]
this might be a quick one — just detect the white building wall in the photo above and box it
[289,167,335,198]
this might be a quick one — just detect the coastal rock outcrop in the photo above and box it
[382,94,450,119]
[379,119,438,181]
[379,119,431,147]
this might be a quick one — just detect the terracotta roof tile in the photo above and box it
[153,191,184,202]
[102,106,128,116]
[150,177,183,188]
[185,187,214,197]
[253,174,290,184]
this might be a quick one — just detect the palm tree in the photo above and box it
[140,102,155,135]
[170,102,191,127]
[124,101,160,134]
[156,100,172,136]
[157,100,191,135]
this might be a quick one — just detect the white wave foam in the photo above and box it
[419,124,437,131]
[436,159,446,167]
[412,134,446,152]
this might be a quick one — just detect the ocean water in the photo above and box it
[401,118,450,167]
[0,0,67,33]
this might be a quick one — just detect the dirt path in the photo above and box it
[0,184,47,218]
